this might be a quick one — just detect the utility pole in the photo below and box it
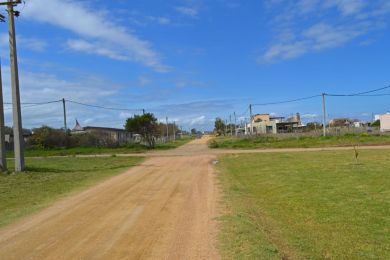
[229,114,232,136]
[173,121,176,141]
[2,0,24,171]
[234,112,237,136]
[322,93,327,137]
[249,104,253,135]
[62,98,67,133]
[0,59,7,172]
[166,116,169,141]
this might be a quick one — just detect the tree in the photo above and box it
[214,117,226,136]
[29,126,69,148]
[125,113,158,148]
[306,122,321,130]
[191,128,197,135]
[371,120,380,127]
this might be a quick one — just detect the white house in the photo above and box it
[379,113,390,132]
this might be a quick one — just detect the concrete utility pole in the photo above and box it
[234,112,237,136]
[62,98,67,133]
[322,93,327,137]
[229,114,232,136]
[166,116,169,141]
[0,60,7,172]
[249,104,253,135]
[4,0,24,171]
[173,121,176,141]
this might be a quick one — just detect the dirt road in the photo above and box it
[0,137,220,259]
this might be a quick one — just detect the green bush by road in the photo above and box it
[218,149,390,259]
[0,156,144,227]
[210,133,390,149]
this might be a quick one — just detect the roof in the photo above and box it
[254,113,270,116]
[72,119,84,131]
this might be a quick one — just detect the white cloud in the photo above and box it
[0,33,47,52]
[190,115,206,125]
[175,6,198,18]
[23,0,168,71]
[157,17,171,25]
[323,0,365,16]
[137,75,152,87]
[1,66,127,129]
[66,39,129,61]
[261,1,390,62]
[301,113,318,119]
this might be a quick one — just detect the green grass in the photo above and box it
[210,133,390,149]
[6,136,195,158]
[0,156,144,227]
[154,135,195,150]
[217,150,390,259]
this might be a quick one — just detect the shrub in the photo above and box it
[209,140,219,148]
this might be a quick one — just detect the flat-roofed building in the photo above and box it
[379,113,390,132]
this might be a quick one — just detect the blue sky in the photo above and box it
[0,0,389,131]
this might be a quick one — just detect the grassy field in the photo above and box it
[0,156,144,227]
[6,136,194,158]
[217,149,390,259]
[210,133,390,149]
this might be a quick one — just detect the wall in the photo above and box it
[380,114,390,132]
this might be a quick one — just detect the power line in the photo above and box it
[326,85,390,97]
[327,93,390,97]
[66,99,143,112]
[4,100,62,105]
[252,94,321,106]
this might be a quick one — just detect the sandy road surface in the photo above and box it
[0,137,220,259]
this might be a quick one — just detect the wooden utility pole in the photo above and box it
[0,60,7,172]
[1,0,24,171]
[322,93,327,137]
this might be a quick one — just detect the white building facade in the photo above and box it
[379,113,390,132]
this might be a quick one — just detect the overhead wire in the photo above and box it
[4,100,62,105]
[65,99,143,112]
[252,94,321,106]
[326,85,390,96]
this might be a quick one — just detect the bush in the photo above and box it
[28,126,120,149]
[209,140,219,148]
[28,126,69,149]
